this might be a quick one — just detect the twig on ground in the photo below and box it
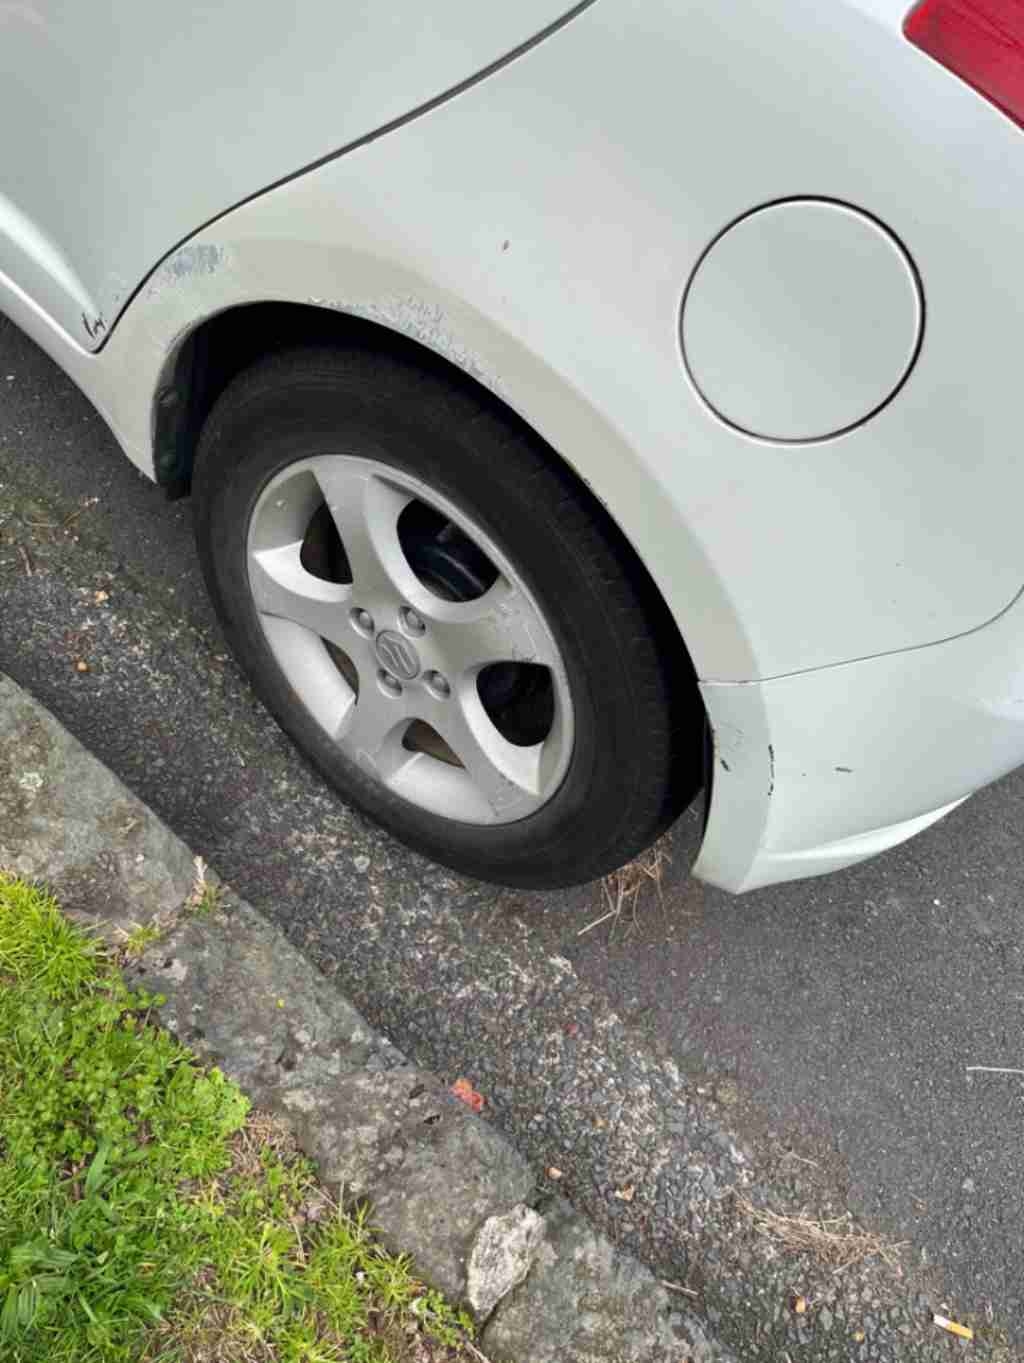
[660,1279,699,1298]
[62,498,97,528]
[577,909,616,936]
[966,1065,1024,1076]
[17,544,32,576]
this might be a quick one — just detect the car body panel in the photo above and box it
[17,0,1021,678]
[697,572,1024,890]
[0,0,590,348]
[3,0,1024,888]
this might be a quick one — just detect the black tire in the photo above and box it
[192,344,702,888]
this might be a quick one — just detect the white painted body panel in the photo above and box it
[4,0,1024,889]
[680,200,923,443]
[696,576,1024,889]
[0,0,584,346]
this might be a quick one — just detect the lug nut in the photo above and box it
[400,606,425,636]
[378,669,403,698]
[426,670,451,699]
[351,608,374,635]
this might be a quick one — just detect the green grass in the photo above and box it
[0,872,474,1363]
[0,876,102,995]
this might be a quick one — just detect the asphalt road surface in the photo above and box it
[2,315,1022,1351]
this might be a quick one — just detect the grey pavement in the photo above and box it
[1,313,1021,1359]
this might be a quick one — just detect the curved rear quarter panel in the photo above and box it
[0,0,591,347]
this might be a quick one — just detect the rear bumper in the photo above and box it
[694,588,1024,892]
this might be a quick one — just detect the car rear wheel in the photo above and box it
[193,345,701,888]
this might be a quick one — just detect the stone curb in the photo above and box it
[0,673,731,1363]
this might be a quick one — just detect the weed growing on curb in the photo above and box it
[119,920,164,959]
[186,856,224,917]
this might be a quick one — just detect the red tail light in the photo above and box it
[904,0,1024,131]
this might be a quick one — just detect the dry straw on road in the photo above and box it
[579,840,671,939]
[736,1197,903,1272]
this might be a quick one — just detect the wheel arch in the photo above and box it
[155,298,706,695]
[155,301,536,492]
[86,212,757,683]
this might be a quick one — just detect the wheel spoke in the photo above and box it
[314,464,422,605]
[336,672,413,782]
[249,541,351,647]
[426,579,558,681]
[434,689,546,820]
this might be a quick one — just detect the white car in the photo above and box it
[2,0,1020,891]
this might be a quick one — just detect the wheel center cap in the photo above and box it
[374,629,420,680]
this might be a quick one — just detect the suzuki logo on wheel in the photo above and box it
[374,630,421,680]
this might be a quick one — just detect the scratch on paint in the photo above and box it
[163,243,226,280]
[310,294,508,400]
[767,743,775,796]
[146,244,228,302]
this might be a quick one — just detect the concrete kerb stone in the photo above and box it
[484,1197,724,1363]
[126,899,539,1307]
[0,672,194,937]
[0,672,736,1361]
